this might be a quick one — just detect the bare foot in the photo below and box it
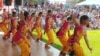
[45,45,50,49]
[3,36,8,40]
[36,38,39,42]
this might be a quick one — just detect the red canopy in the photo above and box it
[0,0,3,8]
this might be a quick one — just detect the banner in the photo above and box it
[0,0,3,8]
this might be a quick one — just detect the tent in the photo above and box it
[76,0,100,5]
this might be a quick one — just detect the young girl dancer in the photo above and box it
[12,11,31,56]
[45,10,55,49]
[57,16,72,56]
[34,12,43,42]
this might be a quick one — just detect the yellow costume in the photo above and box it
[35,17,42,40]
[45,16,55,48]
[57,21,71,54]
[12,21,31,56]
[0,18,9,39]
[18,40,30,56]
[69,25,85,56]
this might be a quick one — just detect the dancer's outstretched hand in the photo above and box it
[89,47,93,53]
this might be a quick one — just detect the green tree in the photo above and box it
[77,0,85,3]
[29,0,44,4]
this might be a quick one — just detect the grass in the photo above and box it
[32,29,100,56]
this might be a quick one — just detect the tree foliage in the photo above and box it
[77,0,85,3]
[29,0,44,4]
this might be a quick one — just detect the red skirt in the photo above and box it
[12,31,22,43]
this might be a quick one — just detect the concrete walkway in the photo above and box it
[0,32,61,56]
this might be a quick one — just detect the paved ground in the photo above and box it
[0,32,61,56]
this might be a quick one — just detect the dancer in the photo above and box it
[45,10,55,49]
[12,11,31,56]
[27,12,36,39]
[57,16,72,56]
[0,9,10,40]
[67,15,92,56]
[28,12,35,31]
[34,12,43,42]
[11,11,18,37]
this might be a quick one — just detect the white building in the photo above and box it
[49,0,77,7]
[49,0,66,4]
[66,0,78,7]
